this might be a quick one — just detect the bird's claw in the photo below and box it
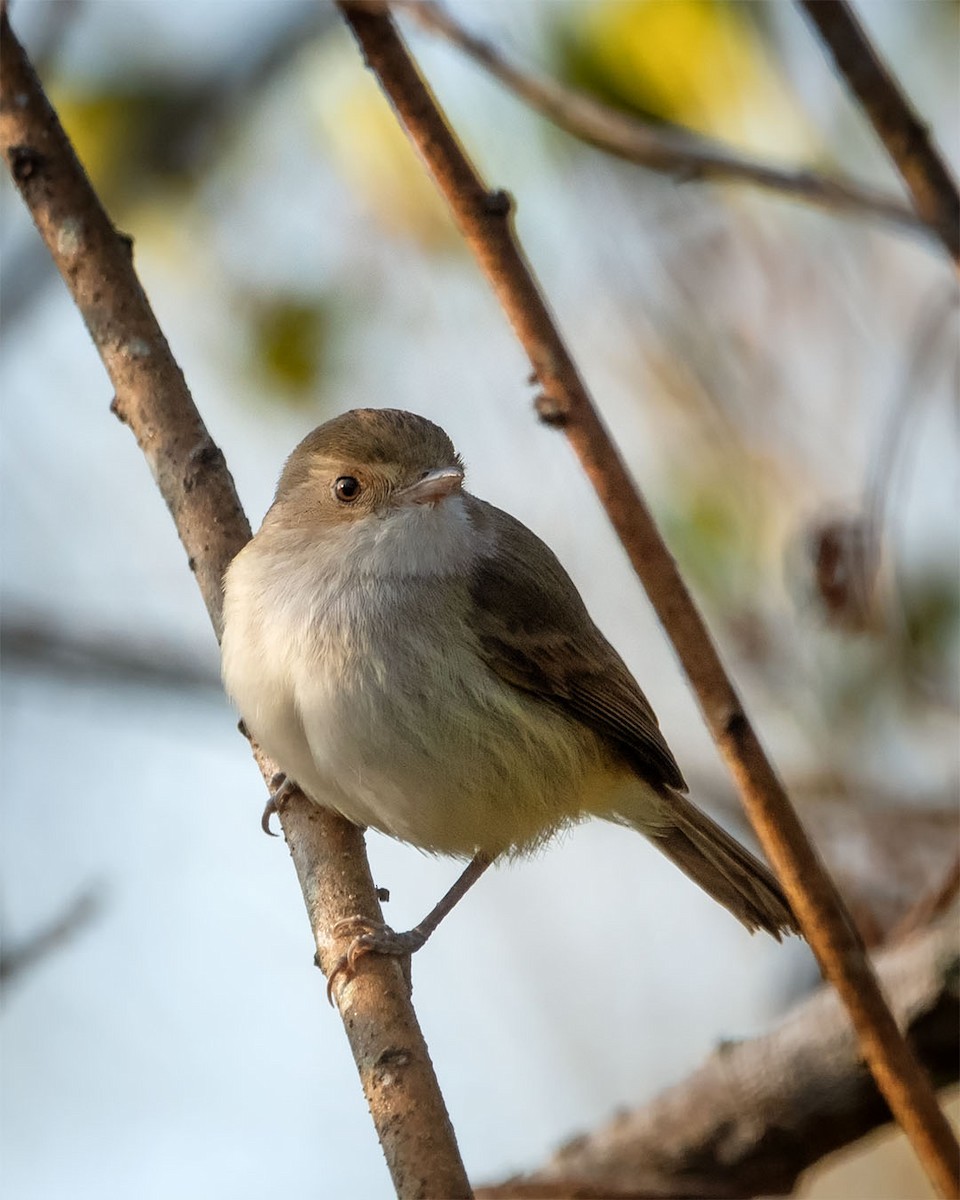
[325,916,426,1005]
[261,774,295,835]
[261,795,279,836]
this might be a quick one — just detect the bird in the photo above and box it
[221,408,798,986]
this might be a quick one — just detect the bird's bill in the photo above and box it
[398,467,464,505]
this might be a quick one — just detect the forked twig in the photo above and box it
[401,0,928,240]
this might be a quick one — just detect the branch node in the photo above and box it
[723,708,748,744]
[183,439,226,492]
[375,1046,413,1072]
[534,391,569,427]
[7,143,44,183]
[481,187,513,217]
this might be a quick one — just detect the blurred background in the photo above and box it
[1,1,957,1196]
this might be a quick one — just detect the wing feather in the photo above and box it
[465,497,686,793]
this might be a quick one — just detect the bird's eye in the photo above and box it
[334,476,362,503]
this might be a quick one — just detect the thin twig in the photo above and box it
[398,0,928,240]
[892,857,960,945]
[334,5,960,1197]
[865,288,959,561]
[798,0,960,264]
[1,887,103,985]
[0,11,471,1198]
[479,915,960,1198]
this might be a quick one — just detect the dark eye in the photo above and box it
[334,476,362,503]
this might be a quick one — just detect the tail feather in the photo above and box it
[647,792,799,940]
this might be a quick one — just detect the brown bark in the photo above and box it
[798,0,960,265]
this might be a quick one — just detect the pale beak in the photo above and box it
[398,467,464,506]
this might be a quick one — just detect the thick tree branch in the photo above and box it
[334,4,960,1196]
[797,0,960,265]
[400,0,927,240]
[478,917,960,1199]
[0,11,470,1198]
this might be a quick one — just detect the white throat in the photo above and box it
[274,492,476,582]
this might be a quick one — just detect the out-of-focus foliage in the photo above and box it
[898,571,960,700]
[551,0,815,158]
[309,39,460,250]
[247,296,330,402]
[51,83,214,209]
[660,455,771,604]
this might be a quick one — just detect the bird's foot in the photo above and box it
[326,916,426,1004]
[261,773,296,836]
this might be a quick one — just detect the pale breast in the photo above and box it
[221,515,618,857]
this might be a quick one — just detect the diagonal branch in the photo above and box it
[797,0,960,264]
[1,887,103,986]
[892,857,960,945]
[0,10,470,1198]
[334,4,960,1197]
[478,916,960,1199]
[400,0,928,240]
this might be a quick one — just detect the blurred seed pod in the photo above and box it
[809,514,881,632]
[787,511,884,634]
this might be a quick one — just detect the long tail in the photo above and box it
[643,790,800,940]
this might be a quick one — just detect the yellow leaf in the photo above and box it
[251,299,328,401]
[307,40,459,249]
[559,0,815,160]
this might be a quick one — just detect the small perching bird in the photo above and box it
[221,409,797,984]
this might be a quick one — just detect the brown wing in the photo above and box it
[465,497,687,793]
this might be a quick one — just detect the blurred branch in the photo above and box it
[1,616,221,692]
[335,4,960,1195]
[866,287,960,550]
[0,11,471,1198]
[797,0,960,265]
[892,858,960,945]
[398,0,929,241]
[478,917,960,1200]
[1,887,102,986]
